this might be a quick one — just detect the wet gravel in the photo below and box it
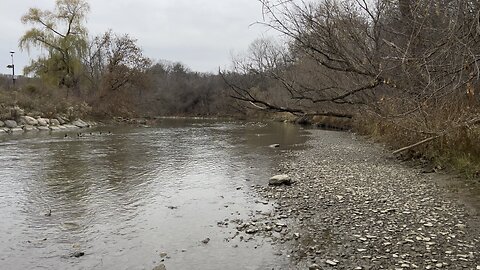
[232,130,480,269]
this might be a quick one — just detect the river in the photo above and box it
[0,119,310,270]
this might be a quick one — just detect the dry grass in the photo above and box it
[0,84,91,121]
[354,98,480,178]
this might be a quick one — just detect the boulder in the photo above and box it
[56,117,66,125]
[50,119,60,126]
[0,120,4,127]
[20,116,38,126]
[37,118,48,126]
[23,125,38,132]
[49,126,61,131]
[268,174,293,186]
[63,124,78,129]
[153,264,167,270]
[10,127,24,133]
[71,119,89,128]
[37,126,50,131]
[4,120,17,128]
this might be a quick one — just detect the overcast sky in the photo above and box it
[0,0,269,76]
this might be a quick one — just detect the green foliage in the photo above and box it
[19,0,90,90]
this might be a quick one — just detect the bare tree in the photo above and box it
[84,31,151,95]
[224,0,480,149]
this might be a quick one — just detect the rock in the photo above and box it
[269,144,280,148]
[37,118,48,126]
[0,120,4,127]
[269,174,292,186]
[49,126,61,131]
[71,119,89,128]
[20,116,38,126]
[4,120,17,128]
[159,252,167,258]
[201,238,210,244]
[153,264,166,270]
[37,126,50,131]
[10,127,23,133]
[23,125,38,132]
[50,119,60,126]
[309,264,320,270]
[63,124,78,129]
[326,259,338,266]
[71,251,85,258]
[56,116,67,125]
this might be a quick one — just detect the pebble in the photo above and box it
[71,251,85,258]
[326,259,338,266]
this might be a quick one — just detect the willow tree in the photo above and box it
[19,0,90,95]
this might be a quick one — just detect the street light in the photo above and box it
[6,51,15,87]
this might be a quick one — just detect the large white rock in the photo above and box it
[4,120,17,128]
[71,119,89,128]
[56,117,67,125]
[63,124,78,129]
[10,127,24,133]
[50,119,60,126]
[37,118,48,126]
[20,116,38,126]
[23,125,38,132]
[268,174,293,186]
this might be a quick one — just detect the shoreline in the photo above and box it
[238,129,480,269]
[1,117,96,135]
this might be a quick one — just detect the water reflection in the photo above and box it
[0,120,309,270]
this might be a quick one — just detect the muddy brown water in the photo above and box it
[0,119,309,270]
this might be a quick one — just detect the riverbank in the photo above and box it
[1,115,95,134]
[237,129,480,269]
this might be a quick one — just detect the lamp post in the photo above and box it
[6,51,15,87]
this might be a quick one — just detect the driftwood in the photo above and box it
[392,134,443,155]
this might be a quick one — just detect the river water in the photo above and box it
[0,119,309,270]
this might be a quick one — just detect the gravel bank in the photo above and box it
[242,129,480,269]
